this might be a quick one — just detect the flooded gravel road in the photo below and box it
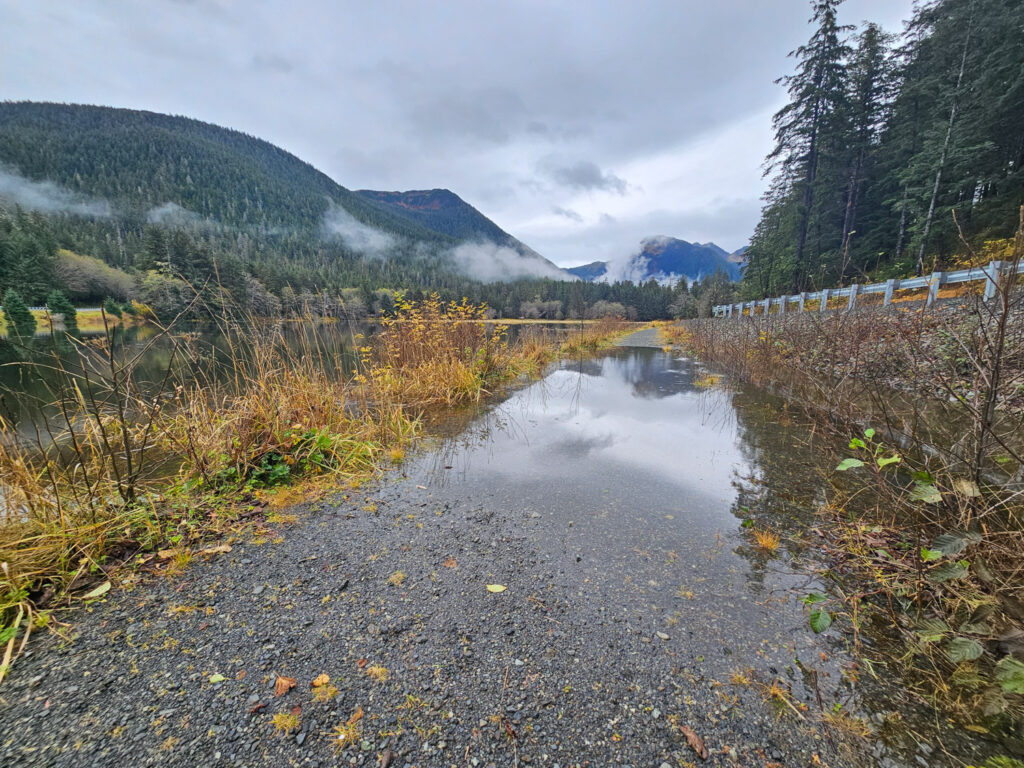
[0,330,985,767]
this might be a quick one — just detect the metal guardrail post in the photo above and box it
[926,271,945,307]
[762,298,770,315]
[798,292,807,312]
[819,288,829,313]
[848,284,860,310]
[779,295,786,314]
[984,260,1003,301]
[883,278,898,306]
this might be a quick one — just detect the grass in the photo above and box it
[271,711,300,735]
[0,295,634,683]
[752,529,780,553]
[682,210,1024,735]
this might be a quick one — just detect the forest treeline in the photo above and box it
[0,102,737,322]
[743,0,1024,299]
[0,206,725,323]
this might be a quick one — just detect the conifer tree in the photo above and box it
[47,289,78,335]
[3,288,37,340]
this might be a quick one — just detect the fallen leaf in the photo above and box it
[311,673,330,688]
[208,673,227,684]
[198,544,232,556]
[290,704,302,716]
[236,670,247,681]
[274,674,297,697]
[416,485,427,490]
[677,724,709,760]
[347,706,364,725]
[486,584,507,593]
[157,549,176,560]
[443,558,458,569]
[82,582,111,600]
[356,658,368,668]
[248,701,265,714]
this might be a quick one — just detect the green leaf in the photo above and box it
[863,428,875,440]
[928,561,969,582]
[208,673,227,684]
[959,622,992,636]
[800,592,828,606]
[995,657,1024,694]
[876,455,901,468]
[912,470,935,484]
[809,609,832,634]
[82,581,111,600]
[910,482,942,504]
[740,518,754,528]
[0,626,17,644]
[849,438,866,450]
[921,548,943,562]
[836,458,865,471]
[946,637,984,662]
[915,618,949,643]
[932,531,981,556]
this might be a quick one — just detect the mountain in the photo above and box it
[0,101,559,282]
[356,189,570,280]
[567,237,744,284]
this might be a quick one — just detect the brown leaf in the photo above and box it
[274,674,297,697]
[311,673,330,688]
[198,544,232,556]
[677,724,709,760]
[356,658,368,668]
[443,557,458,569]
[248,701,266,714]
[236,669,247,681]
[346,706,364,725]
[290,704,302,716]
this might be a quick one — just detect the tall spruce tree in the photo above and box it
[3,288,37,340]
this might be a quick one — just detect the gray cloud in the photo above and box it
[552,206,583,223]
[0,166,111,217]
[542,159,627,195]
[1,0,915,267]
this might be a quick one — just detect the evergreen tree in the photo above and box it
[46,289,78,334]
[765,0,852,291]
[3,288,37,340]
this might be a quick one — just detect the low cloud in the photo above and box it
[541,159,627,195]
[147,201,203,226]
[551,206,583,223]
[323,204,397,256]
[448,241,575,283]
[0,167,111,217]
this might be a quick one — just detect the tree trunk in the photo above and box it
[915,2,975,275]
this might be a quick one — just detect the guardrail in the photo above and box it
[713,259,1023,318]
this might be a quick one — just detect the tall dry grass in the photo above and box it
[684,210,1024,732]
[0,295,634,682]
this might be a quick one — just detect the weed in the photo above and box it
[387,570,406,587]
[365,664,389,683]
[312,684,339,703]
[752,529,781,553]
[271,711,300,735]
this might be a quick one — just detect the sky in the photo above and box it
[1,0,915,268]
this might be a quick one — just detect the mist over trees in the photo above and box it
[743,0,1024,299]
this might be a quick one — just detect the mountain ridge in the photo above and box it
[567,236,744,284]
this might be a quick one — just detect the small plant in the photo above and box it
[752,529,780,553]
[272,711,300,735]
[387,570,406,587]
[333,707,363,753]
[365,664,389,683]
[312,683,339,703]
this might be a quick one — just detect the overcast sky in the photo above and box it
[2,0,914,267]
